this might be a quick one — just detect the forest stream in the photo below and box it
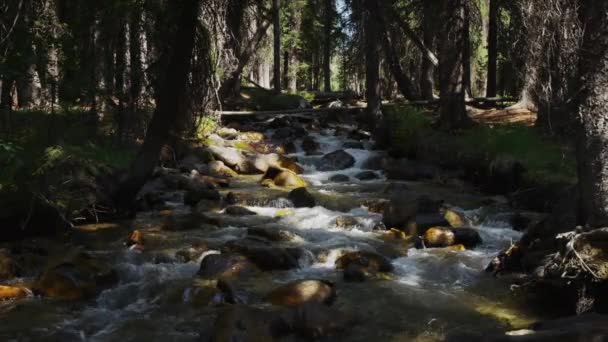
[0,115,545,341]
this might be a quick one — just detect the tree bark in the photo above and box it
[272,0,281,92]
[576,0,608,228]
[421,0,437,100]
[486,0,498,98]
[113,0,201,209]
[283,50,289,91]
[363,0,382,137]
[129,0,144,114]
[323,0,333,92]
[438,0,471,130]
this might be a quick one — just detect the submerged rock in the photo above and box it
[184,187,221,206]
[266,279,336,307]
[302,136,320,155]
[33,252,118,300]
[210,305,278,342]
[226,242,308,271]
[288,187,316,208]
[225,206,257,216]
[355,171,379,181]
[334,216,361,229]
[329,174,350,183]
[318,150,356,171]
[279,303,353,339]
[248,227,299,242]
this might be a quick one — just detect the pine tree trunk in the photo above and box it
[486,0,498,98]
[272,0,281,92]
[129,0,144,114]
[363,0,382,134]
[283,50,290,90]
[380,17,417,100]
[576,0,608,228]
[323,0,333,92]
[113,0,201,209]
[438,0,470,130]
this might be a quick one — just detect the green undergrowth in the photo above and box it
[384,105,576,187]
[1,109,135,190]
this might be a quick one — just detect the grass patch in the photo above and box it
[385,105,576,186]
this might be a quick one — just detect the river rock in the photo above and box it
[329,174,350,182]
[0,248,16,280]
[197,253,257,280]
[318,150,356,171]
[238,131,265,141]
[209,160,238,177]
[362,155,384,170]
[225,206,257,216]
[288,187,316,208]
[421,227,482,249]
[442,207,468,228]
[248,227,299,242]
[226,242,307,271]
[218,127,239,140]
[382,198,418,230]
[343,141,365,149]
[355,171,378,181]
[208,146,251,174]
[411,214,451,235]
[302,136,320,155]
[262,167,307,188]
[266,279,336,307]
[334,216,360,229]
[421,227,456,248]
[184,187,221,206]
[336,250,394,279]
[0,285,29,301]
[33,252,118,300]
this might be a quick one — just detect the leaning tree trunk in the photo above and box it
[576,0,608,228]
[363,0,383,141]
[272,0,281,92]
[113,0,201,209]
[323,0,333,92]
[486,0,498,98]
[421,0,437,100]
[438,0,471,130]
[379,7,418,101]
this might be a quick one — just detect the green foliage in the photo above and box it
[241,88,309,111]
[384,105,432,156]
[385,106,576,186]
[195,115,220,140]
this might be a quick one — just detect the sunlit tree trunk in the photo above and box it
[486,0,498,98]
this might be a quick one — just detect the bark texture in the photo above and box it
[576,0,608,228]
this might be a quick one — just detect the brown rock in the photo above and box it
[266,279,336,307]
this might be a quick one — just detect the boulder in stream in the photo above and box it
[209,160,238,178]
[226,242,308,271]
[0,285,30,301]
[248,227,300,242]
[197,253,257,280]
[262,167,307,188]
[420,227,482,249]
[266,279,336,307]
[288,187,316,208]
[336,251,393,282]
[318,150,356,171]
[207,146,252,174]
[184,187,221,206]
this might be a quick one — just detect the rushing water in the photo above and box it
[0,124,542,341]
